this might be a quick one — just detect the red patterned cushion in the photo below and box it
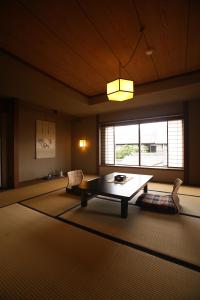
[136,193,178,214]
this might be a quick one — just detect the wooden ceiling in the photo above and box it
[0,0,200,98]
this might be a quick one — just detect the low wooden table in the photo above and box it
[79,172,153,218]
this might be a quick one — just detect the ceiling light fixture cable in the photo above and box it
[76,0,132,79]
[121,26,144,70]
[77,0,144,101]
[106,27,144,102]
[131,0,159,79]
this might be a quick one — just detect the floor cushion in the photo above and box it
[66,185,82,195]
[136,193,178,214]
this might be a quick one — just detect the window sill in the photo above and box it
[99,165,184,171]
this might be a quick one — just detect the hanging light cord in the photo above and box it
[121,27,144,70]
[77,0,144,79]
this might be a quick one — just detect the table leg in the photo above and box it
[144,184,148,193]
[81,190,88,207]
[121,198,128,218]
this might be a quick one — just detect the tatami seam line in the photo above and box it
[1,190,199,219]
[17,202,200,273]
[0,186,199,209]
[0,187,65,209]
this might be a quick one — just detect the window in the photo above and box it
[100,119,184,168]
[115,125,139,166]
[140,122,167,167]
[168,120,184,168]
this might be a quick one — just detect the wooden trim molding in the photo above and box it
[99,114,184,127]
[183,101,189,184]
[12,99,19,188]
[96,114,100,175]
[0,98,19,189]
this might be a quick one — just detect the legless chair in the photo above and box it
[66,170,84,194]
[136,178,183,214]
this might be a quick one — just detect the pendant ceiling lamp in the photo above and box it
[107,28,144,102]
[107,78,134,101]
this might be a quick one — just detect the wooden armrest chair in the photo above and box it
[135,178,183,214]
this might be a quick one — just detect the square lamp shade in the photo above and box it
[107,79,134,101]
[79,139,86,148]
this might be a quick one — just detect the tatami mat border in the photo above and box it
[57,217,200,273]
[0,187,65,209]
[18,202,200,273]
[97,195,200,219]
[19,200,80,218]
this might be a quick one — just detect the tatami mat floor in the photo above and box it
[0,204,200,300]
[149,182,200,196]
[22,189,80,217]
[60,197,200,268]
[0,178,200,299]
[0,174,98,208]
[1,175,200,208]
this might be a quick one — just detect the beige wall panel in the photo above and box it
[99,102,184,123]
[18,102,71,182]
[71,116,97,175]
[0,51,89,116]
[188,99,200,185]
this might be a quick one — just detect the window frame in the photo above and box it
[100,116,184,170]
